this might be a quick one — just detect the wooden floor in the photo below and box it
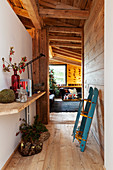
[6,112,104,170]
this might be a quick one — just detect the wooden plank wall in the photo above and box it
[84,0,104,158]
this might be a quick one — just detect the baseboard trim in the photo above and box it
[1,142,20,170]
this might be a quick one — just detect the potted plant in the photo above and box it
[16,115,50,156]
[2,47,27,94]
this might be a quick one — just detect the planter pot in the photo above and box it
[18,131,50,157]
[18,141,43,156]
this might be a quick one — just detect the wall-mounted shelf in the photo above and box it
[0,91,46,116]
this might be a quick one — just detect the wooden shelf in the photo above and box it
[0,91,46,116]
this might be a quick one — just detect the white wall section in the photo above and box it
[0,0,32,90]
[0,1,36,169]
[105,0,113,169]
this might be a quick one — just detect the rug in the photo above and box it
[50,100,80,112]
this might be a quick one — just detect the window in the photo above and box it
[49,65,66,85]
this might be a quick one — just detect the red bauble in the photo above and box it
[9,57,12,62]
[19,70,22,74]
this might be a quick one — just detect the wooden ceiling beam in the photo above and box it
[39,9,89,20]
[49,35,81,43]
[43,18,75,27]
[22,0,41,29]
[55,3,79,10]
[18,16,34,28]
[50,41,82,49]
[52,49,81,60]
[13,6,29,19]
[10,0,22,7]
[39,0,56,8]
[49,60,65,65]
[59,47,81,55]
[49,26,82,34]
[19,0,26,8]
[40,0,58,6]
[49,58,68,65]
[49,32,81,37]
[53,52,81,63]
[39,0,79,10]
[49,46,53,58]
[50,56,81,66]
[52,46,81,58]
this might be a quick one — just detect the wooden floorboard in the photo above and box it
[6,112,104,170]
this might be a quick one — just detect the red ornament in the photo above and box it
[23,68,25,72]
[19,70,22,74]
[22,63,25,67]
[9,57,12,62]
[3,64,5,68]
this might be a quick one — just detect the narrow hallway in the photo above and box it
[6,112,104,170]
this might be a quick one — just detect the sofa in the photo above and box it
[49,89,55,112]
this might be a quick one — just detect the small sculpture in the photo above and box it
[16,87,27,103]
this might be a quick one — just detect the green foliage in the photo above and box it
[49,68,56,90]
[17,115,48,143]
[49,68,60,97]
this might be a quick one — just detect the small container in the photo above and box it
[16,87,27,102]
[64,95,68,100]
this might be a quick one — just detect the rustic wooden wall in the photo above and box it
[84,0,104,158]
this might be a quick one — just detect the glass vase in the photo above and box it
[12,69,20,94]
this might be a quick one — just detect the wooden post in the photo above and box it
[32,28,49,124]
[32,29,40,84]
[82,28,84,99]
[39,28,49,124]
[32,29,40,117]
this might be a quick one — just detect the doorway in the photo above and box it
[49,64,82,113]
